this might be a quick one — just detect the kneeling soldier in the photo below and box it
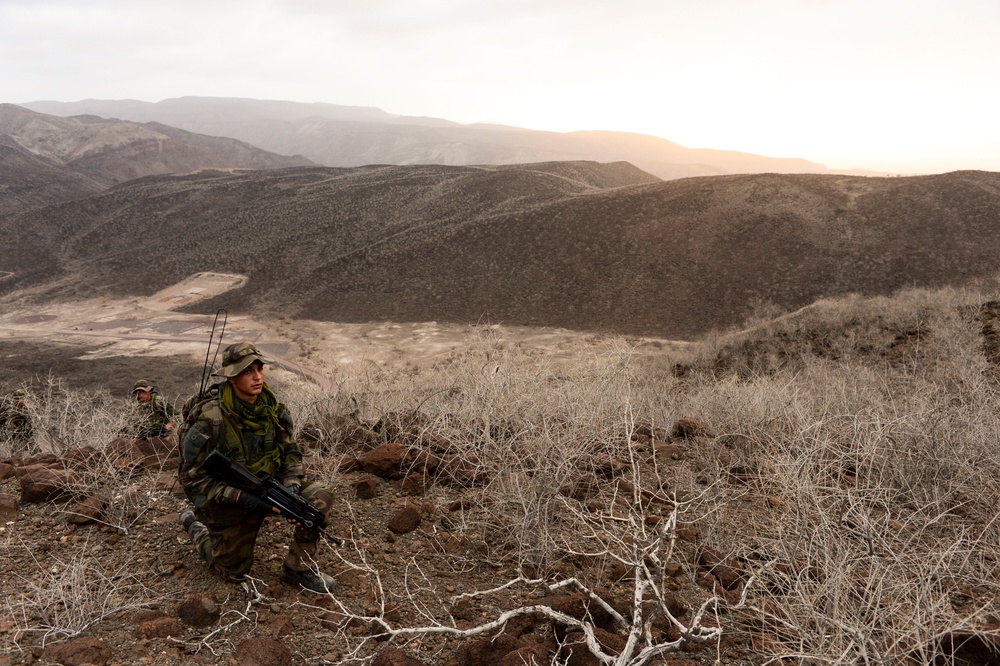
[131,380,176,439]
[178,342,336,592]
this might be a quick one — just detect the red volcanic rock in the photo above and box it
[135,615,184,639]
[373,647,427,666]
[672,417,712,439]
[19,466,81,503]
[176,592,221,627]
[41,636,112,666]
[698,546,745,590]
[387,505,422,535]
[360,442,410,479]
[66,495,106,524]
[235,636,293,666]
[353,475,380,499]
[0,493,18,520]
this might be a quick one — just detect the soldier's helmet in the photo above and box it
[217,342,273,377]
[133,380,155,394]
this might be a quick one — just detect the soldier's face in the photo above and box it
[136,390,151,403]
[230,361,265,403]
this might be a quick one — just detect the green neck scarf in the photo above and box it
[219,381,279,432]
[218,381,283,475]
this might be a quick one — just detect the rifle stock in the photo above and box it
[203,450,327,531]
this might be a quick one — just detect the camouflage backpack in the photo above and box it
[176,382,226,470]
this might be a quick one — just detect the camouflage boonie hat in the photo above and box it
[217,342,273,377]
[133,380,155,394]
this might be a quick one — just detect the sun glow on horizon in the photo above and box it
[2,0,998,174]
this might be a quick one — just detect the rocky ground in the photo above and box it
[0,416,766,666]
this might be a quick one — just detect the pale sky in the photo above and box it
[2,0,998,174]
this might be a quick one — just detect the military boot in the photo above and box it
[279,565,336,593]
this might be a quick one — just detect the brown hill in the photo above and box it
[0,104,316,217]
[1,164,998,339]
[20,97,839,180]
[0,137,107,217]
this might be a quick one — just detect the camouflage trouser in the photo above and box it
[119,424,170,440]
[189,480,335,581]
[137,425,171,440]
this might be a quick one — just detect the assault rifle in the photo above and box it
[203,450,342,544]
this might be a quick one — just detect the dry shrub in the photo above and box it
[1,374,135,458]
[299,284,1000,663]
[6,535,163,647]
[299,328,684,571]
[665,284,1000,663]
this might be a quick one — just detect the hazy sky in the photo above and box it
[2,0,998,174]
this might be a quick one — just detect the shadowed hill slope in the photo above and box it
[0,160,657,297]
[0,138,108,216]
[1,164,998,339]
[288,169,1000,337]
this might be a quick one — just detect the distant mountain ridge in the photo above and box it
[0,103,315,217]
[20,97,846,180]
[1,161,997,339]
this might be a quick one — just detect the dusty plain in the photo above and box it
[0,273,680,398]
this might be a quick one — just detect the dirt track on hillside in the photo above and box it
[0,285,684,399]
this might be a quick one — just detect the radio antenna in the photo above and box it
[198,309,228,400]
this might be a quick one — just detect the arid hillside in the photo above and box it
[20,97,842,180]
[2,285,999,666]
[0,104,316,218]
[1,162,998,339]
[0,137,108,215]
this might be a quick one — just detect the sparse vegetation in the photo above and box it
[3,283,999,664]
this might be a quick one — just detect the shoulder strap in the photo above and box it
[202,399,225,445]
[177,385,226,444]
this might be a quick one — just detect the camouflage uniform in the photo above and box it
[178,343,335,586]
[131,380,176,439]
[0,390,34,449]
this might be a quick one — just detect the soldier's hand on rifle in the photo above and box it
[232,489,278,514]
